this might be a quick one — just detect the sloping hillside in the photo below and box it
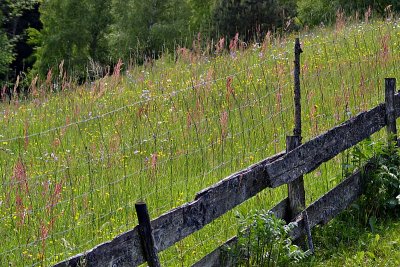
[0,19,399,266]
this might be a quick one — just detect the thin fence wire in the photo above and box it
[1,19,399,267]
[12,127,291,266]
[0,101,293,225]
[0,56,282,144]
[0,105,293,252]
[0,111,292,259]
[1,50,293,143]
[157,20,400,267]
[1,82,289,188]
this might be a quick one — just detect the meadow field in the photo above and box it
[1,17,400,266]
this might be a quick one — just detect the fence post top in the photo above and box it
[295,38,303,53]
[135,201,147,206]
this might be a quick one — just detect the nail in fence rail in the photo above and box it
[135,202,161,267]
[385,78,397,146]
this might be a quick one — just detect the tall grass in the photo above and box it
[0,18,399,266]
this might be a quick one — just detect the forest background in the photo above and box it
[1,0,399,90]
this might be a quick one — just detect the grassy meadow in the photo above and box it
[1,17,400,266]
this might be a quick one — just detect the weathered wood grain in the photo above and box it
[385,78,397,144]
[54,152,285,267]
[53,226,144,267]
[135,202,161,267]
[194,165,369,267]
[191,198,289,267]
[151,152,285,252]
[290,165,369,239]
[286,135,306,247]
[54,91,399,267]
[265,93,400,188]
[287,136,305,219]
[293,37,303,137]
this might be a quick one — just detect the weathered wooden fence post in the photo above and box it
[385,78,397,146]
[293,38,303,138]
[287,38,305,219]
[135,202,161,267]
[286,136,304,218]
[287,38,310,249]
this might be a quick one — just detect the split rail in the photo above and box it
[54,39,398,267]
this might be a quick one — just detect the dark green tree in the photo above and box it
[296,0,335,26]
[33,0,111,79]
[0,0,39,83]
[34,0,90,77]
[87,0,112,64]
[187,0,216,35]
[335,0,400,15]
[0,9,14,80]
[109,0,191,62]
[213,0,296,41]
[297,0,400,27]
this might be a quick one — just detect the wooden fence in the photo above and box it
[54,40,398,267]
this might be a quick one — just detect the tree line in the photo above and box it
[0,0,399,90]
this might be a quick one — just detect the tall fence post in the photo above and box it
[294,37,303,137]
[288,38,305,218]
[135,202,161,267]
[385,78,397,146]
[287,38,307,248]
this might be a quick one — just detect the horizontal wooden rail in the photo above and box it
[192,198,289,267]
[55,93,400,267]
[54,152,285,266]
[194,163,371,267]
[266,93,400,188]
[152,152,285,252]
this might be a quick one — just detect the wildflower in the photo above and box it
[215,37,225,54]
[220,111,229,139]
[151,153,158,170]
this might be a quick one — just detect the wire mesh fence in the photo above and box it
[0,18,399,266]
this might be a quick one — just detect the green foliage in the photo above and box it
[213,0,296,40]
[297,0,400,27]
[1,0,37,18]
[297,214,400,266]
[187,0,215,35]
[1,16,400,266]
[227,210,309,266]
[334,0,400,15]
[86,0,112,64]
[344,139,400,221]
[29,0,400,79]
[34,0,111,78]
[0,0,38,82]
[297,0,335,26]
[108,0,192,62]
[363,144,400,218]
[34,0,89,77]
[0,11,13,78]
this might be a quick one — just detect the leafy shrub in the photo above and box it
[226,210,309,266]
[346,139,400,220]
[363,144,400,218]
